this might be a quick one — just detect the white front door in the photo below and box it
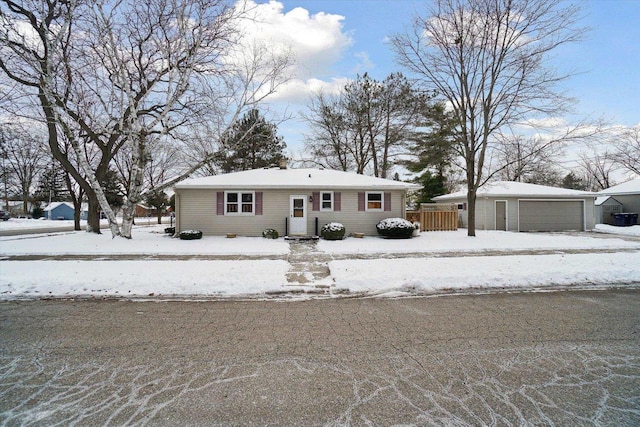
[289,195,307,235]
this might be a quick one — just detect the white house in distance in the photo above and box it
[596,178,640,225]
[173,166,420,237]
[433,181,596,232]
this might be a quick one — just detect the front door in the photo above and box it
[289,195,307,235]
[495,200,507,231]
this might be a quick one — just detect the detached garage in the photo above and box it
[434,181,596,232]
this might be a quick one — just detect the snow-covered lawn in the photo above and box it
[318,226,640,254]
[0,260,289,298]
[0,227,289,256]
[1,224,639,299]
[330,253,640,296]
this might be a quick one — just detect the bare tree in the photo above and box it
[492,134,562,183]
[302,91,361,172]
[577,150,617,191]
[303,73,425,177]
[2,0,292,238]
[611,125,640,175]
[0,124,45,214]
[392,0,585,236]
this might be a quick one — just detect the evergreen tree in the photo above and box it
[144,189,169,224]
[216,109,286,173]
[101,169,125,209]
[403,102,457,202]
[561,172,587,190]
[34,162,69,203]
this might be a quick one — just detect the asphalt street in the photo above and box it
[1,289,639,426]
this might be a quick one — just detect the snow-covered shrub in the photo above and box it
[376,218,415,239]
[262,228,279,239]
[179,230,203,240]
[165,227,175,234]
[321,222,345,240]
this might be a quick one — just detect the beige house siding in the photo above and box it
[175,188,407,236]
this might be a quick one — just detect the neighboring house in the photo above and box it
[44,202,75,220]
[596,178,640,224]
[433,181,596,232]
[595,196,623,225]
[173,167,420,237]
[4,200,33,217]
[135,204,152,217]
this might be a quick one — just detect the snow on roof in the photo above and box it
[433,181,595,201]
[174,168,421,191]
[43,202,74,211]
[595,196,624,206]
[597,178,640,196]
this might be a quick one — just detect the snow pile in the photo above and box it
[594,224,640,236]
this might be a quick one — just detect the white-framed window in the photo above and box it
[320,191,333,211]
[225,191,254,215]
[366,191,383,211]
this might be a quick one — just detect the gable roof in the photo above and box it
[175,168,421,191]
[597,178,640,196]
[433,181,594,201]
[44,202,74,211]
[595,196,622,206]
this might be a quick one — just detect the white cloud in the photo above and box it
[236,1,353,102]
[352,51,374,74]
[265,77,351,102]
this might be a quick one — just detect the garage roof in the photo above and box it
[597,178,640,196]
[175,168,421,191]
[433,181,595,200]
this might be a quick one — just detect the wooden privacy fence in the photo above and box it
[407,203,458,231]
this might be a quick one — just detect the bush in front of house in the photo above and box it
[179,230,203,240]
[376,218,415,239]
[165,227,175,234]
[321,222,346,240]
[262,228,279,239]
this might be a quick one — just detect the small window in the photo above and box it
[226,192,254,215]
[366,192,383,211]
[321,192,333,210]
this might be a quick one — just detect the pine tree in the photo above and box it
[101,169,125,209]
[403,103,457,202]
[34,162,69,203]
[216,109,286,173]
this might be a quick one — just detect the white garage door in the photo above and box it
[519,200,584,232]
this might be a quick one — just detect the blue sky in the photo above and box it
[248,0,640,154]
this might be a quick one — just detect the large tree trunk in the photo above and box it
[466,188,477,237]
[86,195,101,234]
[22,193,29,217]
[120,136,147,239]
[73,202,82,231]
